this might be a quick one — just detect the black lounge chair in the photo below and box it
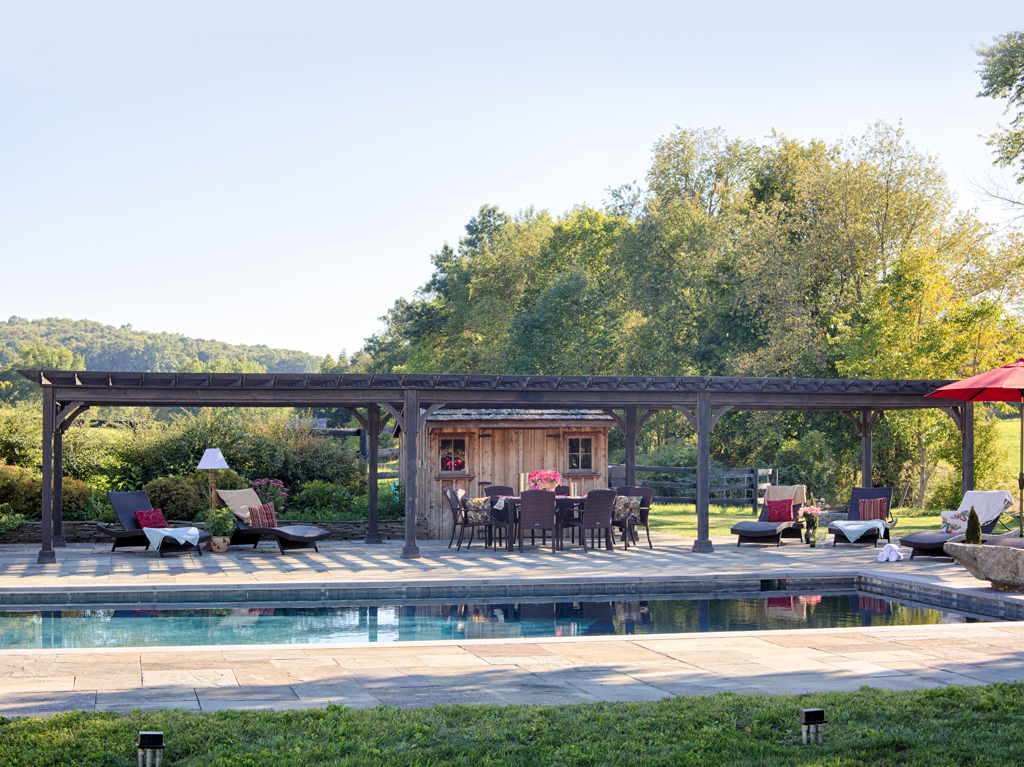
[898,490,1013,559]
[731,498,803,547]
[214,488,330,554]
[829,487,895,546]
[101,490,212,556]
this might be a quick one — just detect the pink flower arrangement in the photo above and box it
[528,469,562,489]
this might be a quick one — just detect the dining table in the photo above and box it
[491,495,586,552]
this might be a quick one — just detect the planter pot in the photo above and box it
[944,536,1024,592]
[209,536,231,553]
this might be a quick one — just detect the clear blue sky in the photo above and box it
[1,2,1020,360]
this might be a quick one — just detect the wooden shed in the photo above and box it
[398,408,616,540]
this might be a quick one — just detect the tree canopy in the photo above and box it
[976,32,1024,184]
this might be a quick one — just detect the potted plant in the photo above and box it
[203,507,236,552]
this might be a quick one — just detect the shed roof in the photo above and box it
[426,408,616,423]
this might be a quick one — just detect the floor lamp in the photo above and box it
[197,448,229,509]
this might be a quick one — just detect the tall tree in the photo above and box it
[976,32,1024,184]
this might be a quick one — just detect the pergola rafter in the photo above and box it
[19,370,973,564]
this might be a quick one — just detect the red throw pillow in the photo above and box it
[249,502,278,528]
[766,499,794,523]
[860,497,888,521]
[134,509,168,528]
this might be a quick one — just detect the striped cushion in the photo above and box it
[248,502,278,528]
[859,497,888,521]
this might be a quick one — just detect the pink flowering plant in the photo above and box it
[528,469,562,489]
[251,478,289,509]
[802,505,821,531]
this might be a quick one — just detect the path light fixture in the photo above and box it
[197,448,230,510]
[799,708,827,745]
[137,731,164,766]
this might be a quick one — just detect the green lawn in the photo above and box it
[3,684,1024,765]
[649,503,942,538]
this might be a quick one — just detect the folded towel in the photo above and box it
[143,526,201,551]
[831,519,886,543]
[878,543,903,562]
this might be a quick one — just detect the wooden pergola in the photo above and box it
[19,370,974,565]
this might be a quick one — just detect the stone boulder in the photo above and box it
[944,536,1024,592]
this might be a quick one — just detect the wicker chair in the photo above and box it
[517,489,560,553]
[101,490,212,556]
[829,487,895,546]
[443,487,467,548]
[563,489,617,553]
[613,486,655,549]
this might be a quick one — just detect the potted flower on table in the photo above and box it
[528,470,562,491]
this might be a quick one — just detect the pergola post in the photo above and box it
[624,405,637,488]
[37,388,56,564]
[693,392,713,553]
[365,404,382,544]
[861,411,873,489]
[962,401,975,494]
[401,388,420,559]
[52,424,65,548]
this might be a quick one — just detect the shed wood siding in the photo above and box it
[401,424,610,539]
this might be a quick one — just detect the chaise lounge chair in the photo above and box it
[898,490,1014,560]
[214,488,331,553]
[101,490,213,556]
[828,487,894,546]
[730,485,807,547]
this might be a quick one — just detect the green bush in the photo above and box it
[966,505,982,544]
[288,480,356,520]
[352,481,406,520]
[0,403,42,468]
[141,476,207,522]
[0,463,93,519]
[282,433,367,496]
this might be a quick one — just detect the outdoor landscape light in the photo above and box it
[197,448,230,509]
[136,731,164,766]
[798,708,827,745]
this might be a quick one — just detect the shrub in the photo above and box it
[141,476,207,522]
[966,506,982,544]
[251,478,289,509]
[0,463,93,519]
[282,433,367,496]
[0,503,25,531]
[352,481,405,520]
[288,480,356,520]
[0,403,42,468]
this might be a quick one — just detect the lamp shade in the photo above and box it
[197,448,229,470]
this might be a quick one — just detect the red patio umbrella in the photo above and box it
[926,358,1024,535]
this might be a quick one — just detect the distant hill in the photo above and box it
[0,316,321,373]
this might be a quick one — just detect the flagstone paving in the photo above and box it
[1,533,1023,715]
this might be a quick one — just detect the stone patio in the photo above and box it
[2,532,1023,715]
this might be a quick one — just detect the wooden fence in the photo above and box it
[614,465,777,514]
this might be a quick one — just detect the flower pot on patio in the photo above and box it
[944,534,1024,592]
[209,536,230,553]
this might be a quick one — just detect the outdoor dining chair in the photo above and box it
[614,486,655,549]
[443,487,468,548]
[563,489,617,553]
[517,489,560,553]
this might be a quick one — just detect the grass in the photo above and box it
[649,503,943,538]
[3,684,1024,765]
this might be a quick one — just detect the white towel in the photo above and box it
[832,519,886,543]
[877,543,903,562]
[143,526,201,551]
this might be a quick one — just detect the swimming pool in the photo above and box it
[0,592,994,650]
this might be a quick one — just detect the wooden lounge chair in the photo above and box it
[898,490,1013,559]
[829,487,895,546]
[730,485,807,547]
[101,490,212,556]
[214,488,331,554]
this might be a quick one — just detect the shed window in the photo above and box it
[568,437,592,470]
[440,438,467,472]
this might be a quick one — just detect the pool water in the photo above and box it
[0,593,991,650]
